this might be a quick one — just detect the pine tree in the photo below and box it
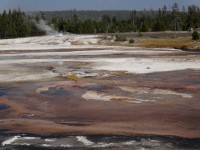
[0,9,45,39]
[172,3,181,38]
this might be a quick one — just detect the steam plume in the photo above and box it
[35,20,58,35]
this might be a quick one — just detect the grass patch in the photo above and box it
[138,37,200,50]
[104,32,200,50]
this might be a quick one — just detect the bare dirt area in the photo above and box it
[0,34,200,149]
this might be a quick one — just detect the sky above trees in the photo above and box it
[0,0,200,11]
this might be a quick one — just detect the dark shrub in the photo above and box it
[115,34,127,41]
[192,31,199,40]
[129,39,135,44]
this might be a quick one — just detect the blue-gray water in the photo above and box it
[0,134,200,150]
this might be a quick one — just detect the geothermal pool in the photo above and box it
[1,134,200,150]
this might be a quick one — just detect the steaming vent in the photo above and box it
[35,20,59,35]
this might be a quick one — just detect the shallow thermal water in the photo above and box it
[1,134,200,150]
[0,104,10,110]
[0,87,7,96]
[40,87,71,97]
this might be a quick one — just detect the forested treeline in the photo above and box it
[29,10,132,21]
[1,3,200,39]
[46,3,200,34]
[0,9,45,39]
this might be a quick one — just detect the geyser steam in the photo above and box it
[35,20,58,35]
